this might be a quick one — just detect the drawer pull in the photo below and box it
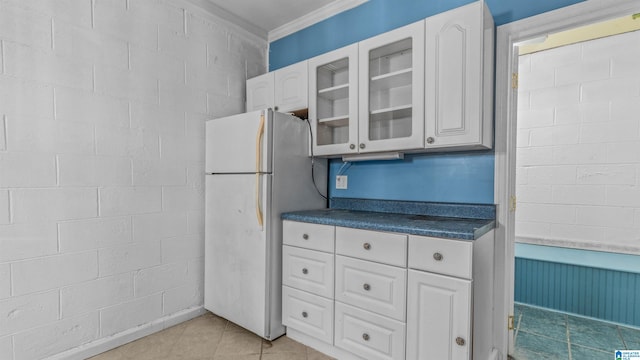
[433,252,443,261]
[363,242,371,250]
[456,337,465,346]
[363,283,371,291]
[362,333,370,341]
[302,268,308,275]
[302,311,308,318]
[302,233,309,240]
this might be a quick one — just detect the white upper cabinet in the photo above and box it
[246,73,274,112]
[359,21,425,154]
[309,44,359,156]
[275,61,308,112]
[251,1,494,157]
[246,61,308,113]
[425,1,494,150]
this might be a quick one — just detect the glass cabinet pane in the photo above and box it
[316,57,350,146]
[367,37,414,141]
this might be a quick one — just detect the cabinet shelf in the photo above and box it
[318,83,349,100]
[318,115,349,127]
[370,68,412,92]
[370,104,412,121]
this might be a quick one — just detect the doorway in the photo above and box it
[493,0,640,358]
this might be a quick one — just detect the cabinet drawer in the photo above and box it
[283,286,333,344]
[335,256,406,321]
[283,220,335,253]
[335,302,406,360]
[408,235,473,279]
[336,227,407,267]
[283,245,334,298]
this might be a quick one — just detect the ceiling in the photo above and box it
[202,0,366,40]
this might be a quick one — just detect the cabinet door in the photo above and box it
[275,61,308,112]
[246,72,274,111]
[309,44,359,156]
[358,20,425,153]
[406,270,471,360]
[425,2,492,149]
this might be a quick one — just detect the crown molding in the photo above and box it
[268,0,368,42]
[180,0,268,41]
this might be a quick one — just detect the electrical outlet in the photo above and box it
[336,175,348,189]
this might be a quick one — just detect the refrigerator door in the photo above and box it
[205,110,273,174]
[204,173,272,337]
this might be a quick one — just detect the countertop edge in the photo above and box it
[281,212,496,241]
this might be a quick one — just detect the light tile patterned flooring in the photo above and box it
[514,303,640,360]
[91,305,640,360]
[90,312,333,360]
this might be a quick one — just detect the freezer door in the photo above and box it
[205,110,272,174]
[204,173,272,337]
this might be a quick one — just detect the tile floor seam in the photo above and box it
[167,323,189,358]
[566,313,572,360]
[617,325,628,350]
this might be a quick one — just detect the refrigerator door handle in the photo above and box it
[255,113,265,229]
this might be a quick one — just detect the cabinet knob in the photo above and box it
[302,268,308,275]
[302,233,309,240]
[274,106,279,111]
[363,242,371,250]
[302,311,308,318]
[433,252,443,261]
[350,144,356,150]
[456,337,466,346]
[363,283,371,291]
[359,143,365,149]
[362,333,370,341]
[427,137,435,144]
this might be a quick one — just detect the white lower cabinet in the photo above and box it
[406,270,471,360]
[282,286,334,344]
[335,302,406,360]
[335,255,406,321]
[283,245,334,298]
[282,220,494,360]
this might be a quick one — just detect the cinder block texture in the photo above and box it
[516,30,640,251]
[0,0,266,357]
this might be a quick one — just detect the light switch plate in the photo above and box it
[336,175,348,189]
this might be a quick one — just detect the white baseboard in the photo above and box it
[46,306,207,360]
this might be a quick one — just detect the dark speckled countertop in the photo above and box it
[282,198,496,241]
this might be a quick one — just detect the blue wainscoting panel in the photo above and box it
[328,152,495,204]
[515,249,640,327]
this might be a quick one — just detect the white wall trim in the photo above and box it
[268,0,369,42]
[494,0,640,357]
[47,307,207,360]
[179,0,268,42]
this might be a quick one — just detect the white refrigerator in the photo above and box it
[204,109,327,340]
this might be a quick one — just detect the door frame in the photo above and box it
[493,0,640,356]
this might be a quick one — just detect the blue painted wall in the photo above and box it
[269,0,584,204]
[328,152,495,203]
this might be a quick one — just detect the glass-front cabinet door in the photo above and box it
[358,21,425,153]
[308,44,359,156]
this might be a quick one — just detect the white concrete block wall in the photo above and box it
[0,0,267,358]
[516,30,640,254]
